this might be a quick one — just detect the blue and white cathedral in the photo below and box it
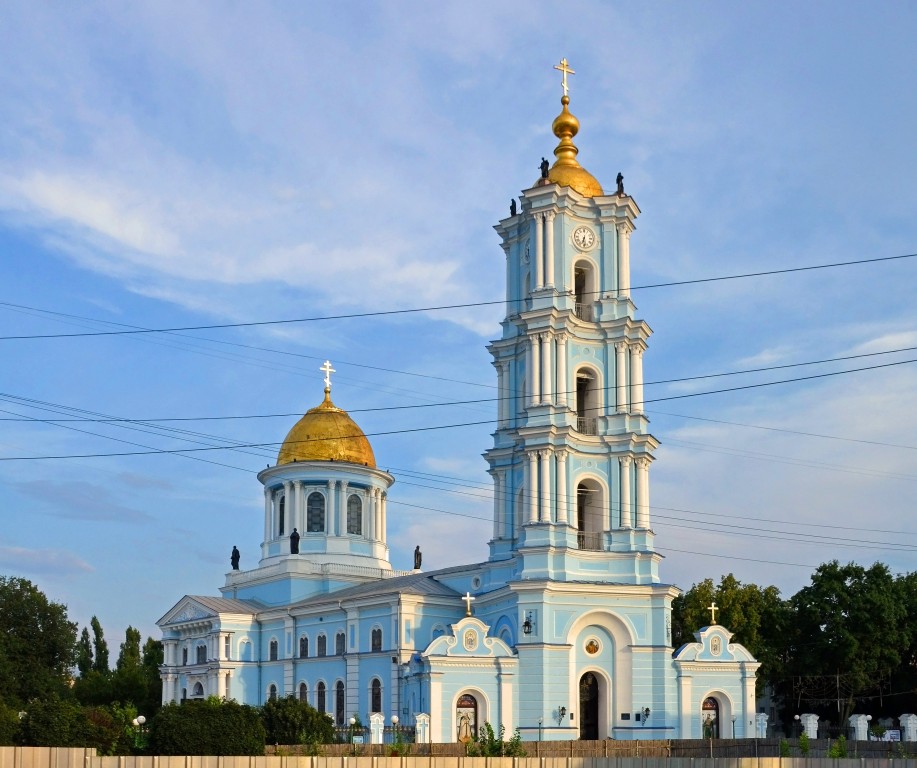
[158,68,761,743]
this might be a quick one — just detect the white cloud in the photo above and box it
[0,546,94,575]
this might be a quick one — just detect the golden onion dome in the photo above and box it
[537,95,604,198]
[277,388,376,468]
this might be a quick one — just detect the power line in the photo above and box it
[1,252,914,341]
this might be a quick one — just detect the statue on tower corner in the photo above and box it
[230,546,240,570]
[290,528,300,554]
[616,172,625,195]
[540,157,550,179]
[414,545,422,570]
[510,198,517,216]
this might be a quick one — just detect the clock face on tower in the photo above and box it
[572,226,596,250]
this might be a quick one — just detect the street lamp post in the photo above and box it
[391,714,399,748]
[131,715,147,750]
[349,716,356,755]
[794,714,801,739]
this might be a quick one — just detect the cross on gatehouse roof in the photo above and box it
[708,601,719,624]
[462,591,476,617]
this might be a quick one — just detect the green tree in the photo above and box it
[116,627,142,671]
[0,700,22,746]
[150,697,266,755]
[261,696,333,745]
[785,561,908,724]
[76,627,94,677]
[0,576,77,706]
[91,616,109,673]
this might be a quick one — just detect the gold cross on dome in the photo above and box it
[320,360,336,390]
[462,591,476,616]
[708,601,719,624]
[554,57,575,97]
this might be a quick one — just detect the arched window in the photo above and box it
[317,681,326,713]
[317,634,327,657]
[576,479,603,550]
[335,680,345,725]
[575,369,600,434]
[269,638,279,661]
[456,693,478,743]
[278,495,285,536]
[347,494,362,535]
[268,684,277,702]
[181,687,187,701]
[371,678,382,713]
[371,627,382,652]
[573,260,596,321]
[299,635,309,658]
[307,492,325,533]
[335,631,345,655]
[182,647,188,665]
[196,644,206,664]
[299,682,308,702]
[192,682,204,698]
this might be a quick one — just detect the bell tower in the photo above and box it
[485,64,661,585]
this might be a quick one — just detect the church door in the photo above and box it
[702,697,720,738]
[579,672,599,740]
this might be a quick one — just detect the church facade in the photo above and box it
[158,73,760,743]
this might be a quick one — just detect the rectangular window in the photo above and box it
[196,645,206,664]
[224,636,230,659]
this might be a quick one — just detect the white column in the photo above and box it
[539,449,551,522]
[339,481,349,535]
[620,457,632,528]
[615,341,628,413]
[556,333,568,409]
[540,332,552,403]
[617,224,631,299]
[636,457,650,529]
[534,214,544,289]
[496,362,506,427]
[526,452,538,524]
[556,450,568,525]
[327,481,337,535]
[504,247,512,317]
[367,487,376,541]
[630,345,645,414]
[492,472,501,539]
[530,334,541,406]
[380,492,388,544]
[282,481,292,537]
[293,480,303,533]
[544,212,555,287]
[263,487,272,547]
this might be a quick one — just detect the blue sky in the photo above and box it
[1,1,915,644]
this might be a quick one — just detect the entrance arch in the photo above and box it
[579,672,599,739]
[702,696,720,738]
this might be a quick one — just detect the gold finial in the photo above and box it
[320,360,335,392]
[540,59,604,198]
[554,57,575,97]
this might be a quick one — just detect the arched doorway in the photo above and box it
[702,696,720,738]
[579,672,599,740]
[456,693,478,743]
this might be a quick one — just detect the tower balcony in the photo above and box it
[576,531,603,551]
[574,302,594,321]
[575,416,598,435]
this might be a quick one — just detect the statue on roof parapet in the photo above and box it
[616,172,625,195]
[230,546,240,570]
[290,528,300,554]
[540,157,550,179]
[414,545,422,570]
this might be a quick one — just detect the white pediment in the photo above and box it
[158,596,216,626]
[422,616,515,658]
[673,624,757,663]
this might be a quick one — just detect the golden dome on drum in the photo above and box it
[538,95,604,198]
[277,388,376,468]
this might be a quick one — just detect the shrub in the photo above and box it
[261,696,333,745]
[150,697,265,755]
[465,722,525,757]
[799,731,810,756]
[827,735,847,759]
[779,739,790,757]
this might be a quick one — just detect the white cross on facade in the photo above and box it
[462,591,476,616]
[554,57,575,97]
[708,601,719,624]
[320,360,335,390]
